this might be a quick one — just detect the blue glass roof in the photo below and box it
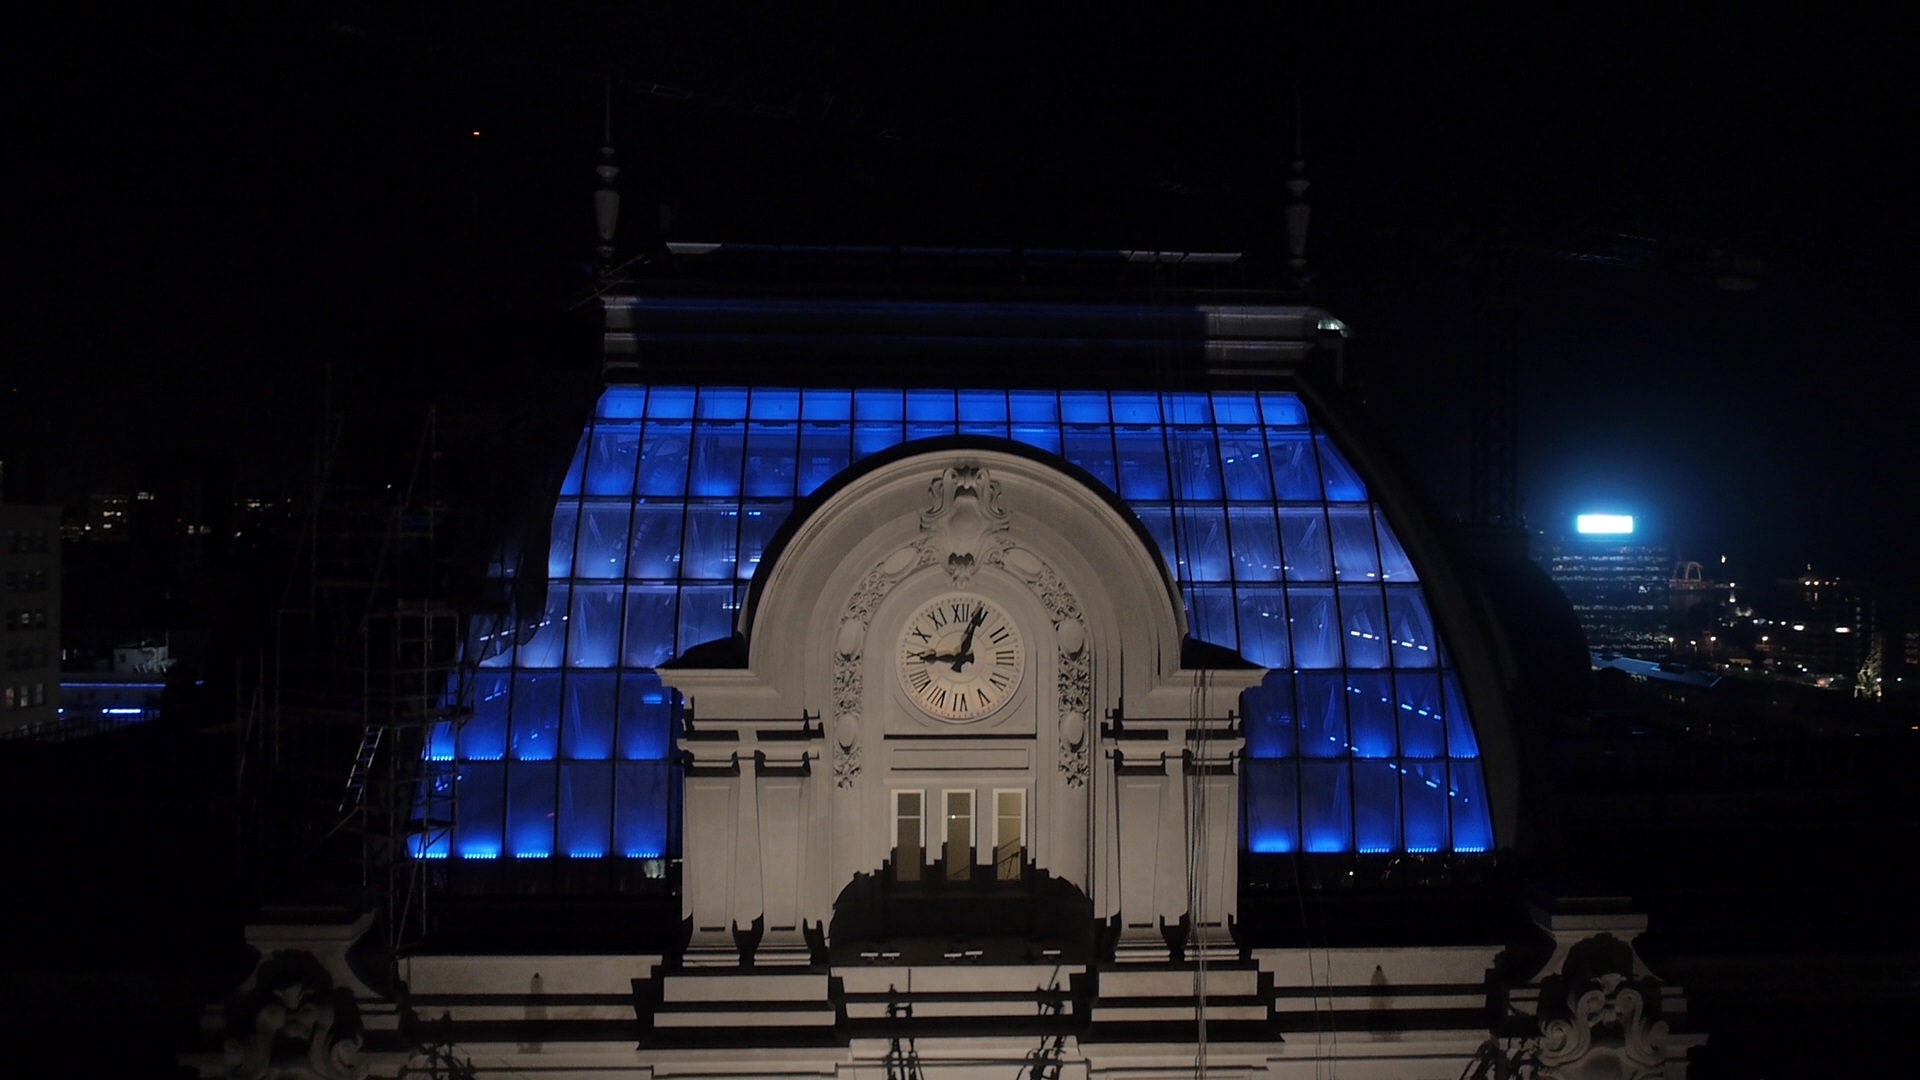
[417,386,1493,860]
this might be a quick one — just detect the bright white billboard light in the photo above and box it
[1575,514,1634,535]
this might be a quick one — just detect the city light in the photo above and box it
[1575,513,1634,535]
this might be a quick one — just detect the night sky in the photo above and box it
[14,4,1913,595]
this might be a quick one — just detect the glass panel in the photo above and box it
[748,387,800,420]
[1176,506,1231,581]
[597,388,648,419]
[584,425,641,496]
[743,423,799,496]
[1441,673,1481,758]
[797,423,851,496]
[517,585,570,669]
[736,502,785,581]
[800,388,852,421]
[895,790,924,882]
[854,422,903,458]
[1008,390,1057,422]
[681,504,738,579]
[452,762,505,858]
[1184,585,1236,650]
[1235,587,1289,668]
[1228,507,1281,581]
[506,761,556,857]
[994,790,1024,881]
[508,672,560,761]
[958,389,1007,428]
[1114,426,1168,499]
[459,672,510,761]
[558,436,587,497]
[1110,391,1159,424]
[1267,431,1321,499]
[1167,426,1221,500]
[1059,390,1108,423]
[1316,433,1368,501]
[561,673,616,760]
[1244,760,1299,853]
[1401,760,1450,853]
[613,762,671,858]
[1396,672,1447,758]
[677,584,735,653]
[627,502,684,579]
[1295,672,1348,758]
[575,505,629,580]
[548,504,579,578]
[1163,392,1211,425]
[567,585,623,668]
[1212,391,1259,425]
[1218,426,1273,501]
[1134,505,1178,580]
[621,586,678,668]
[1061,426,1116,487]
[944,790,973,882]
[1385,586,1440,668]
[1241,671,1296,758]
[905,389,956,422]
[1287,586,1341,668]
[643,386,695,419]
[1338,585,1390,669]
[1328,507,1380,581]
[1353,762,1402,854]
[636,422,691,495]
[557,763,613,857]
[1257,390,1307,426]
[1010,421,1062,455]
[616,675,674,760]
[697,387,749,419]
[1346,673,1397,758]
[1448,760,1495,852]
[688,421,744,496]
[411,765,454,857]
[1375,509,1418,581]
[854,388,904,421]
[426,720,458,763]
[1278,508,1332,581]
[1300,761,1352,853]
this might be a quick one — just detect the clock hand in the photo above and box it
[953,607,987,667]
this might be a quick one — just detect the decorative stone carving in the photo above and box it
[1535,935,1675,1080]
[220,950,368,1080]
[987,543,1090,786]
[920,464,1010,586]
[831,542,933,788]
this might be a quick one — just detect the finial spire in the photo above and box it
[1284,96,1310,285]
[594,76,621,281]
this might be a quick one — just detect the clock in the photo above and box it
[896,593,1025,722]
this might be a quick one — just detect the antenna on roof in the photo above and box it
[594,75,622,283]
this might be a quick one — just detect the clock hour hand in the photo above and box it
[919,649,974,668]
[952,607,987,670]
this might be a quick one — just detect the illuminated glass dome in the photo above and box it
[418,384,1494,862]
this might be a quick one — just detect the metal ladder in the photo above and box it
[337,723,385,816]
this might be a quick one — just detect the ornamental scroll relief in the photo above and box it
[829,462,1091,788]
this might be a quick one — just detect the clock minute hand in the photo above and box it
[953,607,987,666]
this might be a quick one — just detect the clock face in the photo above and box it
[896,593,1025,722]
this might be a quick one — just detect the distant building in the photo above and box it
[1536,515,1671,656]
[1,504,62,738]
[1757,574,1874,687]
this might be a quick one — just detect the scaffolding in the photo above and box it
[235,391,475,961]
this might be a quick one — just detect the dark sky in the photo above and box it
[13,4,1913,594]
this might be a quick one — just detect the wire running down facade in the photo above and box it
[417,385,1493,864]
